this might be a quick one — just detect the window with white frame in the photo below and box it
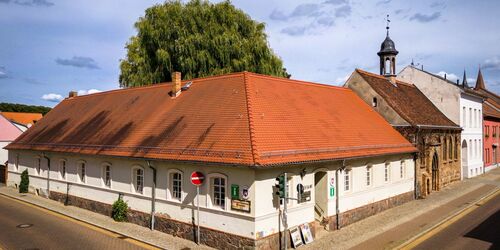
[474,109,477,127]
[133,167,144,194]
[170,171,183,201]
[400,160,406,179]
[211,176,226,209]
[366,166,372,186]
[59,160,66,180]
[384,163,390,182]
[102,164,111,188]
[469,108,472,127]
[78,162,86,183]
[36,157,41,175]
[344,169,351,191]
[372,97,378,107]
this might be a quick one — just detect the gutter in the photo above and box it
[147,160,156,231]
[392,124,462,130]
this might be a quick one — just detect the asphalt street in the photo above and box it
[0,194,147,250]
[413,192,500,250]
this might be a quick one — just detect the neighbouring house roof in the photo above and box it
[6,72,416,166]
[0,113,23,141]
[355,69,460,129]
[1,112,43,127]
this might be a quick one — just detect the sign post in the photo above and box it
[191,171,205,245]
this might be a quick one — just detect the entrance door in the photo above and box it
[0,164,6,184]
[432,153,439,191]
[314,171,328,222]
[462,140,468,177]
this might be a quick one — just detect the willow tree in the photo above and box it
[119,0,289,87]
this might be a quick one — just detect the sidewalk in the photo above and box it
[0,186,213,250]
[303,167,500,250]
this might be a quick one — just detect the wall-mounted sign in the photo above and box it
[330,187,335,197]
[190,172,205,186]
[241,186,249,200]
[330,177,335,187]
[231,184,239,199]
[231,199,251,213]
[296,183,304,194]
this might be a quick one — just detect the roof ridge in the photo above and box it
[243,72,259,166]
[355,68,415,87]
[248,72,349,91]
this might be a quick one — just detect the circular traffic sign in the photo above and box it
[191,171,205,186]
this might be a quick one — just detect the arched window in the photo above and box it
[35,156,41,175]
[400,160,406,179]
[208,173,227,210]
[384,163,390,182]
[443,138,447,160]
[463,107,466,127]
[366,165,372,186]
[102,162,112,188]
[59,159,66,180]
[372,97,378,107]
[449,138,453,160]
[132,166,144,194]
[168,169,183,202]
[344,169,351,192]
[77,161,86,183]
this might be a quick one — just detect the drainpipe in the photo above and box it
[336,159,346,230]
[42,152,51,198]
[147,160,156,230]
[414,127,420,199]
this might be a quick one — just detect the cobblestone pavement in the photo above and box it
[0,187,213,250]
[302,168,500,250]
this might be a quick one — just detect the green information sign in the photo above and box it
[231,184,240,199]
[330,187,335,197]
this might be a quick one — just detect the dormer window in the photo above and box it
[372,97,378,107]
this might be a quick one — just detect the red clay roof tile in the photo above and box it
[7,72,416,166]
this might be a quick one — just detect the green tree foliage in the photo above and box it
[0,102,51,115]
[19,169,29,193]
[119,0,289,87]
[111,196,128,222]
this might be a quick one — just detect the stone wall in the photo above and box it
[327,191,414,230]
[48,191,255,249]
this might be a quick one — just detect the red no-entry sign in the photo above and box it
[191,171,205,186]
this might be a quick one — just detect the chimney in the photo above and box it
[68,91,78,98]
[456,79,459,85]
[171,71,181,97]
[444,74,447,80]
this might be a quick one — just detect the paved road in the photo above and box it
[413,192,500,250]
[0,194,146,250]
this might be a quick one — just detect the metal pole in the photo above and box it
[197,185,200,245]
[284,172,287,250]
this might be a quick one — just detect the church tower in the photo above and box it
[378,15,399,76]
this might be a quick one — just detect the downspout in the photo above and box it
[336,159,346,230]
[42,152,51,198]
[414,127,420,199]
[147,160,156,231]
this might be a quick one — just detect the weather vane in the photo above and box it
[386,14,391,35]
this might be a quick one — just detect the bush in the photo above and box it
[111,196,128,222]
[19,169,29,193]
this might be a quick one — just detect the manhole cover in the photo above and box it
[17,224,33,228]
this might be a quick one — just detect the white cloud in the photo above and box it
[41,93,63,102]
[435,71,459,83]
[483,56,500,71]
[77,88,101,95]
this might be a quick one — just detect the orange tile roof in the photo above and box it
[1,112,42,126]
[7,72,416,166]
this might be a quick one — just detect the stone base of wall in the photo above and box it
[328,191,414,230]
[48,191,254,249]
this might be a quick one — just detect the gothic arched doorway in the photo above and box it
[432,152,439,191]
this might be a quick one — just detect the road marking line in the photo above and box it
[399,188,500,250]
[0,194,161,250]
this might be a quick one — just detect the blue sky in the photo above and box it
[1,0,500,107]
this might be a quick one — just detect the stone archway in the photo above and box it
[432,152,439,191]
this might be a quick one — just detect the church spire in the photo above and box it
[462,70,469,88]
[378,15,398,76]
[475,67,485,90]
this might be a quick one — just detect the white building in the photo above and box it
[6,72,417,249]
[398,66,484,178]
